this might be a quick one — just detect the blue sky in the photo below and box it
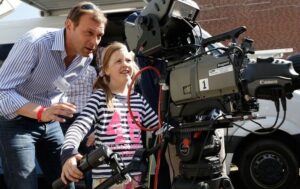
[1,1,40,21]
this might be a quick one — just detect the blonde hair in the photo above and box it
[67,1,107,27]
[94,42,140,109]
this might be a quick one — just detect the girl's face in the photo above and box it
[105,47,134,87]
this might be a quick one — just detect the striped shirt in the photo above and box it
[64,65,97,113]
[61,89,158,178]
[0,27,93,119]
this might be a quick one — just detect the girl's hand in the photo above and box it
[61,154,83,184]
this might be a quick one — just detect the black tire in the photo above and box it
[238,139,298,189]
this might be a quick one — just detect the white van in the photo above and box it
[1,11,300,189]
[226,93,300,189]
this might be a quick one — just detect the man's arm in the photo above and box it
[16,102,76,122]
[0,37,37,117]
[0,33,76,121]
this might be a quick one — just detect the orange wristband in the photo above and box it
[37,106,45,122]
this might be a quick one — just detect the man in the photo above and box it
[0,2,107,189]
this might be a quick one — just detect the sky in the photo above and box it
[1,1,40,22]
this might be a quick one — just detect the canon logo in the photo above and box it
[259,80,278,85]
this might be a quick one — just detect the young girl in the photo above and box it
[60,42,158,189]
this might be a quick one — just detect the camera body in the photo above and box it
[125,0,300,121]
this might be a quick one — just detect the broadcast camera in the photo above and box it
[122,0,300,189]
[125,0,300,120]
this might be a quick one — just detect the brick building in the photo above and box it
[195,0,300,57]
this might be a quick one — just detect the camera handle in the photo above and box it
[201,26,247,48]
[94,142,165,189]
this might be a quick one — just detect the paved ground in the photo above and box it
[1,172,300,188]
[229,170,300,189]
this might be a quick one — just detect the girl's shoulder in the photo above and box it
[93,89,106,97]
[131,91,143,98]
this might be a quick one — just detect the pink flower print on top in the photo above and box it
[106,112,124,144]
[106,111,142,144]
[127,111,141,143]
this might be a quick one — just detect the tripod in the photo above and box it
[168,119,235,189]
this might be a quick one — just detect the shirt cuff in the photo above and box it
[0,91,29,118]
[61,148,79,166]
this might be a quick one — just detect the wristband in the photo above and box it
[37,106,45,122]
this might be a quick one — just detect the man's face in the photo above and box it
[67,14,105,57]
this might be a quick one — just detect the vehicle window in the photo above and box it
[0,44,14,67]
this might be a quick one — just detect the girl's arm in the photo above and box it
[61,90,104,164]
[141,95,159,128]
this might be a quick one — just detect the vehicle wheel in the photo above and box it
[238,139,298,189]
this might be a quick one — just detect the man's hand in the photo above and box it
[42,102,76,122]
[16,102,76,122]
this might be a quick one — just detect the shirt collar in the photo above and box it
[51,28,65,51]
[51,28,94,60]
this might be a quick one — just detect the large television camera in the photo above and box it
[122,0,300,189]
[125,0,300,120]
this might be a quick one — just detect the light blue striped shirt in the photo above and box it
[64,65,97,113]
[0,27,93,119]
